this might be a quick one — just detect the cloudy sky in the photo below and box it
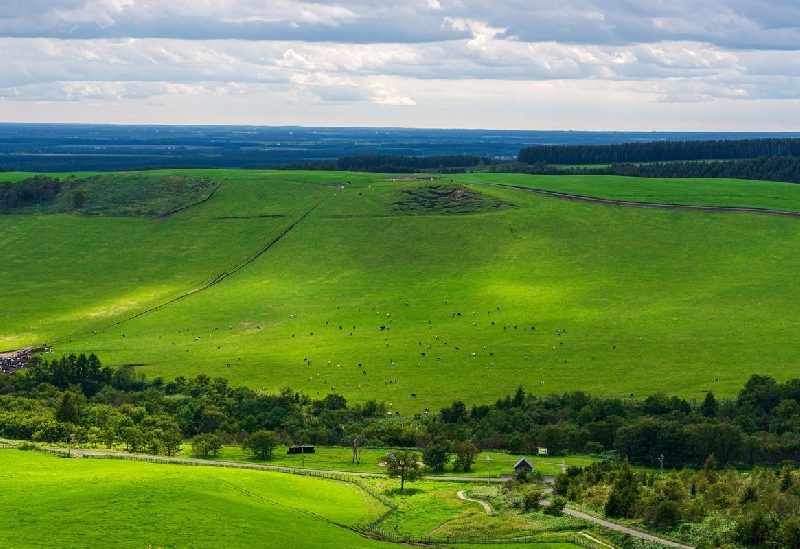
[1,0,799,129]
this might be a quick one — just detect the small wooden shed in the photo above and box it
[513,457,533,476]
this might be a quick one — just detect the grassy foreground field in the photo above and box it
[0,449,587,549]
[0,448,389,549]
[3,169,800,410]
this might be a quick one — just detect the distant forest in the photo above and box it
[513,138,800,184]
[504,156,800,185]
[276,154,491,173]
[518,138,800,165]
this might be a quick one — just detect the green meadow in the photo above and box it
[461,172,800,211]
[3,169,800,411]
[0,449,390,549]
[0,449,589,549]
[200,445,591,477]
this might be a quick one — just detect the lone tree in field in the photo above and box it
[385,450,425,492]
[453,440,479,472]
[242,430,279,460]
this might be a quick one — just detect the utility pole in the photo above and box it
[485,456,492,485]
[658,453,664,475]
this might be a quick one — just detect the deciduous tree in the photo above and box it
[385,450,425,492]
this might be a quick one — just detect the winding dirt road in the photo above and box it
[457,490,491,513]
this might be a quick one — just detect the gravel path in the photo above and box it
[457,490,491,513]
[561,507,694,549]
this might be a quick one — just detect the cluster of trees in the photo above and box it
[518,138,800,165]
[504,156,800,185]
[554,457,800,548]
[445,379,800,468]
[2,355,800,472]
[0,176,61,211]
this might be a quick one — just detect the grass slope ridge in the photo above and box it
[3,170,800,410]
[1,171,217,216]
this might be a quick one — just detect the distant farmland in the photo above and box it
[3,169,800,412]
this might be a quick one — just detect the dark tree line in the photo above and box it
[275,154,491,173]
[0,176,61,211]
[518,138,800,165]
[499,156,800,185]
[2,355,800,470]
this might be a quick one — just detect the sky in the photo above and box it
[1,0,799,130]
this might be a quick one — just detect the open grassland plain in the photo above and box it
[0,448,390,549]
[3,170,800,411]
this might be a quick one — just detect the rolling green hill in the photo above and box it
[3,170,800,412]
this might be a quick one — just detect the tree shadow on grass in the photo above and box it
[385,487,424,497]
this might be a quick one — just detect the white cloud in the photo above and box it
[0,1,799,127]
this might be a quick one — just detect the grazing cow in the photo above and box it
[411,393,416,398]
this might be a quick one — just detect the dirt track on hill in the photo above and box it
[489,183,800,218]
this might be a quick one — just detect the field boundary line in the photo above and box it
[99,195,328,330]
[486,183,800,218]
[157,179,223,220]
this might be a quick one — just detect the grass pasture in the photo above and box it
[0,449,390,549]
[3,170,800,410]
[199,445,591,477]
[460,172,800,211]
[0,449,589,549]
